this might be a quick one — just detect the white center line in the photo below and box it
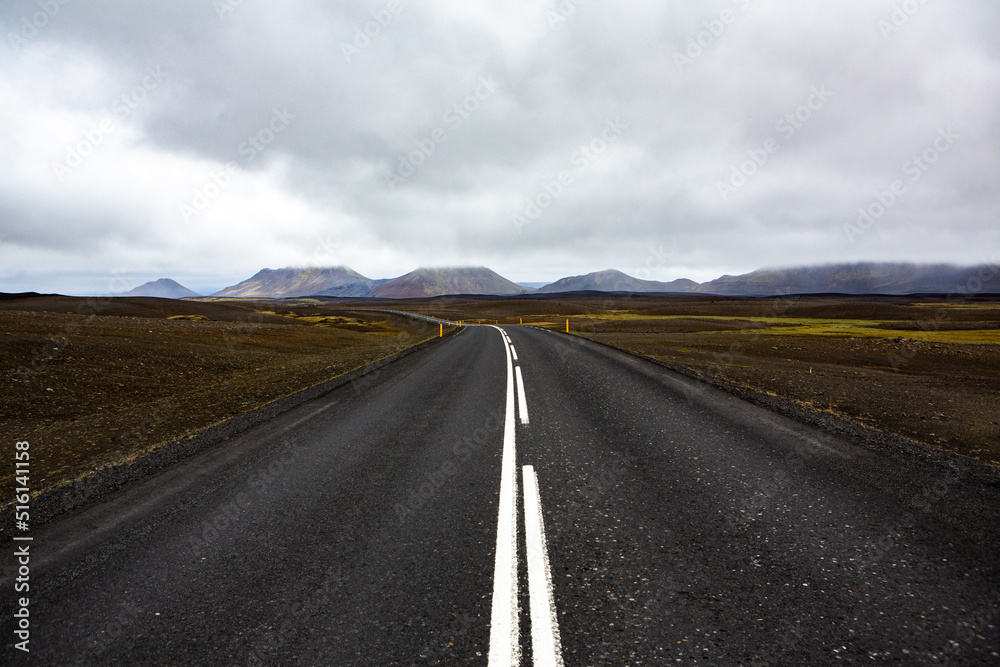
[510,346,518,361]
[522,465,564,667]
[515,366,529,425]
[488,327,520,666]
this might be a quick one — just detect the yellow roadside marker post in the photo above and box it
[440,323,443,337]
[520,317,523,325]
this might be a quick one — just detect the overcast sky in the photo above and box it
[1,0,997,294]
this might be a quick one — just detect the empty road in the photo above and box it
[4,324,999,664]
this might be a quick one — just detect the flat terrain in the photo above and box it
[378,293,1000,466]
[0,295,440,502]
[4,324,997,664]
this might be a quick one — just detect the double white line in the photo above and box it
[488,327,563,667]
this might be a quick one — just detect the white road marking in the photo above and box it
[515,366,530,425]
[488,327,520,666]
[281,399,339,434]
[510,346,518,361]
[522,465,564,667]
[769,420,852,459]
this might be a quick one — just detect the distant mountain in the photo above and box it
[537,269,698,294]
[371,267,534,298]
[213,266,379,298]
[206,262,991,301]
[124,279,200,298]
[695,263,987,296]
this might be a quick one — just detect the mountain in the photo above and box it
[371,267,534,298]
[124,279,201,298]
[537,269,698,294]
[208,262,991,301]
[213,267,379,298]
[695,263,988,296]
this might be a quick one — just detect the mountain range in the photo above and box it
[695,263,989,296]
[122,263,994,299]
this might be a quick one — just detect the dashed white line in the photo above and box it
[510,346,519,361]
[488,327,520,666]
[522,465,564,667]
[515,366,529,425]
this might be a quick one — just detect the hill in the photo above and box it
[124,279,200,298]
[213,267,379,298]
[695,263,990,296]
[537,269,698,294]
[371,267,534,298]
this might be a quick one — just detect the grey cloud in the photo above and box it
[0,0,997,293]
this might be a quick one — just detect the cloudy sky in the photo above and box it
[1,0,997,294]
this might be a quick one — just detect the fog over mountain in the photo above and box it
[371,267,532,298]
[536,269,698,294]
[210,265,531,299]
[193,262,997,300]
[694,263,996,296]
[213,267,378,298]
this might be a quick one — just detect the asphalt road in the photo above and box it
[3,324,999,665]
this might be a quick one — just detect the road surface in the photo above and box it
[3,324,999,664]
